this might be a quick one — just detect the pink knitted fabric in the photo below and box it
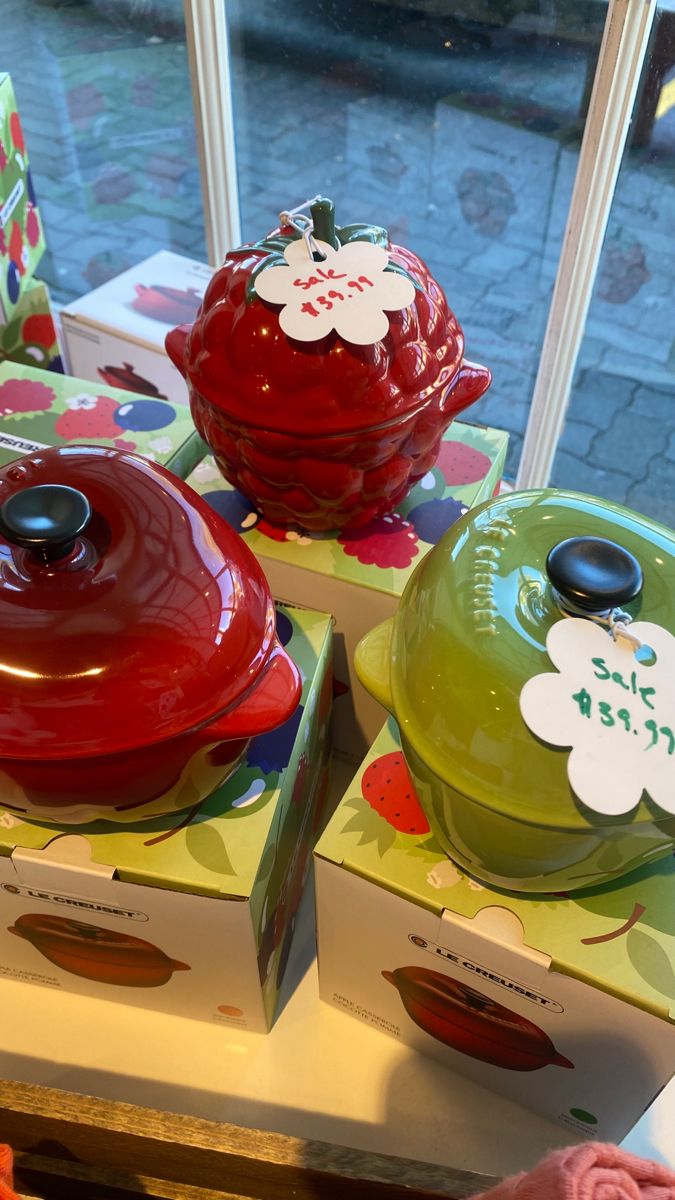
[475,1143,675,1200]
[0,1146,18,1200]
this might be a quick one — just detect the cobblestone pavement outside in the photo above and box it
[6,0,675,525]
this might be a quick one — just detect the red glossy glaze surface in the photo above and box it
[2,735,248,818]
[383,965,573,1071]
[10,913,190,986]
[166,227,491,531]
[0,446,283,758]
[0,446,301,819]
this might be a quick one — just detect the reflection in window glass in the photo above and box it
[228,0,607,477]
[551,6,675,525]
[6,0,206,307]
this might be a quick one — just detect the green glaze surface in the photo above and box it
[355,489,675,890]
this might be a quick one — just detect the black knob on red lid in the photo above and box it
[546,536,643,614]
[0,484,91,563]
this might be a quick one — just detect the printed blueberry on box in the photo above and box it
[0,604,333,1033]
[186,422,508,759]
[0,361,206,478]
[314,719,675,1142]
[0,74,47,321]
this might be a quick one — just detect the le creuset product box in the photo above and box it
[0,74,47,321]
[186,421,508,762]
[60,250,213,407]
[0,362,205,478]
[0,604,332,1033]
[0,278,64,373]
[314,719,675,1142]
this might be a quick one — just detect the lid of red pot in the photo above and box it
[0,446,277,759]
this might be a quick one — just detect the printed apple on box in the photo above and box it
[0,73,47,321]
[185,421,508,762]
[60,250,213,408]
[314,719,675,1142]
[0,605,332,1033]
[0,362,205,479]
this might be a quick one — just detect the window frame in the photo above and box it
[183,0,659,487]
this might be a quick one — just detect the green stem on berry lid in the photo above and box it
[310,197,339,250]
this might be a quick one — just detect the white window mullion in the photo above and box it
[516,0,656,490]
[183,0,242,266]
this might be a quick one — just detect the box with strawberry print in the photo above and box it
[0,279,64,373]
[0,74,46,321]
[185,421,508,762]
[0,604,333,1033]
[314,718,675,1143]
[0,361,205,478]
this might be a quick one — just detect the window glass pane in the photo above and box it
[6,0,206,307]
[228,0,608,478]
[551,6,675,525]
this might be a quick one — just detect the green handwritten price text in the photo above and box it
[571,688,674,755]
[591,657,655,710]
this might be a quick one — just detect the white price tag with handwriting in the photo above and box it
[520,618,675,816]
[254,238,415,345]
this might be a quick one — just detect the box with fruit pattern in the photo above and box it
[0,74,46,321]
[314,719,675,1141]
[186,422,508,761]
[60,250,213,408]
[0,362,205,478]
[0,604,332,1033]
[0,278,63,373]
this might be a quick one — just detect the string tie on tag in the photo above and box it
[608,609,643,650]
[279,198,324,262]
[558,599,643,651]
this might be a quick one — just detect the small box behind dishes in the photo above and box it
[0,604,332,1033]
[0,74,47,321]
[314,718,675,1142]
[60,250,213,407]
[186,421,507,763]
[0,279,64,373]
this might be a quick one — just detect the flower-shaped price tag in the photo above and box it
[520,618,675,816]
[254,238,415,345]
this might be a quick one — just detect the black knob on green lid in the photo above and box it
[546,536,643,613]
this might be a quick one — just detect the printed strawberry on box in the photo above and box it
[0,604,332,1033]
[0,362,205,478]
[0,73,47,321]
[314,719,675,1143]
[0,278,64,373]
[186,421,508,761]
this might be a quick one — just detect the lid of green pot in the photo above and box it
[391,489,675,828]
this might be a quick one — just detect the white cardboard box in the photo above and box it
[0,605,332,1033]
[60,250,213,407]
[314,720,675,1142]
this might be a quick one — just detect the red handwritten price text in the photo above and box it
[293,267,347,290]
[300,276,375,318]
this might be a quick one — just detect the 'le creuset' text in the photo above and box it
[471,513,516,635]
